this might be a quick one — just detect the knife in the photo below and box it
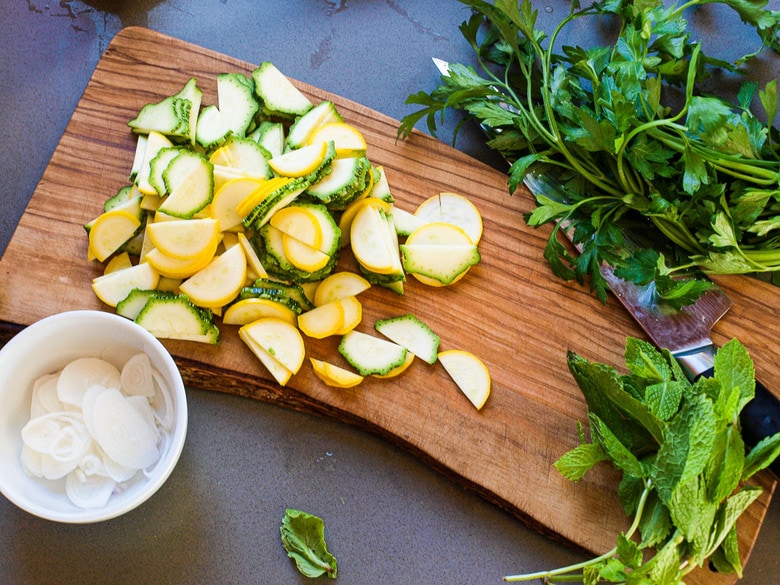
[432,57,780,473]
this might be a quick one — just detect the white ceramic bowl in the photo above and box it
[0,310,187,523]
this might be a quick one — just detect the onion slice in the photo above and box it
[121,353,155,397]
[30,373,64,418]
[87,387,160,470]
[20,412,93,480]
[65,469,117,509]
[21,351,173,509]
[57,357,121,408]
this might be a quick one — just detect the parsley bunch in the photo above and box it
[398,0,780,304]
[503,338,780,584]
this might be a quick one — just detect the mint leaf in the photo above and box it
[743,431,780,479]
[589,413,644,477]
[645,380,684,421]
[705,425,745,503]
[637,494,673,548]
[616,533,643,569]
[554,441,609,481]
[709,524,743,577]
[624,337,672,383]
[668,476,716,555]
[280,509,338,579]
[713,338,755,414]
[652,395,716,504]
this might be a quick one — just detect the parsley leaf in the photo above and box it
[399,0,780,304]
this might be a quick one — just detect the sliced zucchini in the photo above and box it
[103,185,136,213]
[129,134,148,183]
[115,288,175,321]
[241,179,309,230]
[249,121,285,158]
[252,62,313,119]
[135,294,219,344]
[196,73,259,149]
[391,206,426,237]
[128,77,202,143]
[369,165,394,203]
[293,201,341,257]
[374,314,440,365]
[337,330,408,376]
[210,136,270,178]
[253,224,338,283]
[286,100,342,150]
[159,150,214,219]
[250,277,315,311]
[400,244,480,285]
[306,156,370,207]
[238,285,304,314]
[135,131,174,195]
[148,146,182,197]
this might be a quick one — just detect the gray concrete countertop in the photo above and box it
[1,1,778,584]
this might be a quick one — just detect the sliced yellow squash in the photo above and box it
[239,327,294,386]
[146,218,220,260]
[308,122,367,158]
[270,205,323,250]
[313,271,371,306]
[88,209,142,263]
[414,192,483,244]
[282,234,331,272]
[310,358,364,389]
[334,296,362,335]
[438,349,491,410]
[179,243,247,308]
[297,299,345,339]
[239,318,305,375]
[267,141,328,178]
[223,297,297,326]
[92,262,160,307]
[211,177,266,232]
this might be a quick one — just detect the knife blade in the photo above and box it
[432,57,780,472]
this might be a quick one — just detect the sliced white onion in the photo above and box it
[101,451,139,483]
[21,351,172,509]
[127,395,160,441]
[79,443,138,483]
[30,373,63,418]
[78,451,106,477]
[21,443,44,477]
[65,468,117,509]
[20,412,92,480]
[88,387,160,470]
[80,383,109,440]
[121,353,155,397]
[57,357,121,408]
[150,370,175,432]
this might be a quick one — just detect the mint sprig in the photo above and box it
[280,508,338,579]
[504,338,780,583]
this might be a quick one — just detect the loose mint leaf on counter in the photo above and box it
[280,508,338,579]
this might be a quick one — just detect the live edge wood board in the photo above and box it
[1,28,777,582]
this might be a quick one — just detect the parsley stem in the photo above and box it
[650,216,706,255]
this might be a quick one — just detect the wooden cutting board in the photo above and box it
[1,27,777,582]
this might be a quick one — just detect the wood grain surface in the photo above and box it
[0,27,776,582]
